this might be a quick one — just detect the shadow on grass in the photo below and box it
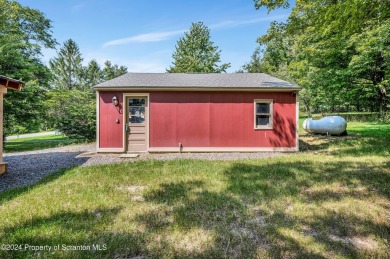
[224,161,390,258]
[136,159,389,257]
[144,180,204,205]
[139,180,261,258]
[299,134,390,156]
[0,152,89,202]
[0,168,68,206]
[0,207,147,258]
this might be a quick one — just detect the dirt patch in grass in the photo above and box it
[349,236,378,250]
[117,185,146,202]
[299,134,360,152]
[118,185,145,192]
[328,235,378,250]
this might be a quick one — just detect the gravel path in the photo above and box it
[1,144,284,193]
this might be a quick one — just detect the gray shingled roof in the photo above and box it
[94,73,300,89]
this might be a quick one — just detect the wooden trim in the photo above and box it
[96,91,100,151]
[94,87,301,92]
[0,163,7,176]
[0,77,23,91]
[96,148,125,153]
[0,89,3,165]
[96,146,297,153]
[254,99,273,130]
[122,93,150,152]
[122,95,126,152]
[296,92,299,151]
[148,147,298,152]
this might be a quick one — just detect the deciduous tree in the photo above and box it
[0,0,56,135]
[240,47,264,73]
[251,0,390,113]
[47,90,95,141]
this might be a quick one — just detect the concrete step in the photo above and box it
[119,154,139,158]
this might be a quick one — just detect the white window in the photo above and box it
[254,99,273,129]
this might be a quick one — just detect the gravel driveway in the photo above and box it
[1,144,284,193]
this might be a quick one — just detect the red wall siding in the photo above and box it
[99,92,123,148]
[150,91,296,148]
[98,91,297,149]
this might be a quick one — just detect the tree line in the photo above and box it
[1,0,388,140]
[162,1,389,114]
[46,39,127,140]
[0,0,127,140]
[241,0,389,115]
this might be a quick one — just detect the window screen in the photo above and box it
[254,100,273,129]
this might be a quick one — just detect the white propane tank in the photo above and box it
[303,116,347,135]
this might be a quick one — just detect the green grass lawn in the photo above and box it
[4,134,80,153]
[0,122,389,258]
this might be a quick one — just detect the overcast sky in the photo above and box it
[19,0,292,72]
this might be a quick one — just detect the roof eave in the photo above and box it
[93,86,301,91]
[0,75,24,91]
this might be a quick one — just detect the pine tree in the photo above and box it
[80,60,103,91]
[102,61,127,81]
[49,39,83,90]
[167,22,230,73]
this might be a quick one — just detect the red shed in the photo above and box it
[94,73,300,153]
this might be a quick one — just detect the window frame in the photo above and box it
[254,99,273,130]
[128,98,146,124]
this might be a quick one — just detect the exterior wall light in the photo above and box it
[112,95,119,106]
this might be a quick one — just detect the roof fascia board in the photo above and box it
[94,87,301,92]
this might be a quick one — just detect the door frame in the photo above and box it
[122,93,150,152]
